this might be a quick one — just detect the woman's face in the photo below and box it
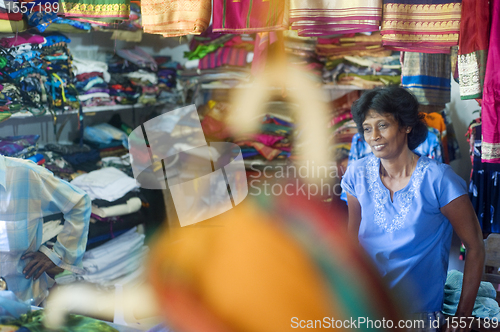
[362,109,409,160]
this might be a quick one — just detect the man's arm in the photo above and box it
[23,168,91,279]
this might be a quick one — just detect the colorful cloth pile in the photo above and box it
[381,0,462,53]
[323,53,401,89]
[0,135,40,159]
[73,58,113,107]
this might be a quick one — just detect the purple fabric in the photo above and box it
[0,33,46,48]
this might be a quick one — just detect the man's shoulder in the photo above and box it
[3,156,50,177]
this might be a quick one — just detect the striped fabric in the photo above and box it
[0,156,91,305]
[198,46,248,70]
[212,0,288,34]
[401,52,451,106]
[381,0,462,53]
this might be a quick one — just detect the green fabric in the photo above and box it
[0,112,11,123]
[0,56,7,69]
[5,310,118,332]
[184,43,224,60]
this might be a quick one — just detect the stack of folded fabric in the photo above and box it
[25,10,92,34]
[72,58,114,107]
[87,193,145,249]
[233,102,294,167]
[284,30,323,83]
[59,228,149,288]
[323,53,401,89]
[44,142,100,173]
[0,33,48,115]
[179,26,253,89]
[39,150,75,181]
[107,53,142,105]
[316,32,386,58]
[41,33,80,111]
[327,91,360,171]
[154,56,182,105]
[70,167,144,255]
[0,1,28,33]
[0,135,40,159]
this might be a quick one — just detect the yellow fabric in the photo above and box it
[0,19,28,33]
[148,200,342,332]
[141,0,211,37]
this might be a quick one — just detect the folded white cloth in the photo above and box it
[72,58,111,82]
[91,197,142,218]
[71,167,139,202]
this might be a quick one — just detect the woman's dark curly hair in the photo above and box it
[351,86,428,151]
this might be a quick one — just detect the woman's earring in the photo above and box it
[406,128,411,133]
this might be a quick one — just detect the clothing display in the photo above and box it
[481,0,500,164]
[401,52,451,106]
[213,0,288,34]
[381,0,462,53]
[341,154,467,313]
[1,2,500,330]
[290,0,382,36]
[141,0,211,37]
[457,0,490,100]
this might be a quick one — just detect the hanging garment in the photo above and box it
[198,46,248,70]
[401,52,451,106]
[481,0,500,164]
[468,124,500,234]
[457,0,490,100]
[141,0,211,37]
[213,0,288,33]
[59,0,130,23]
[289,0,381,36]
[381,0,461,53]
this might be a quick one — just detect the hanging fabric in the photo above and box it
[141,0,211,37]
[212,0,288,34]
[289,0,381,36]
[481,0,500,164]
[401,52,451,106]
[381,0,461,53]
[457,0,490,100]
[59,0,130,23]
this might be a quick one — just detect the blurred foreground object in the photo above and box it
[148,192,402,332]
[148,61,401,332]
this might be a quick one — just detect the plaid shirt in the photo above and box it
[0,156,90,305]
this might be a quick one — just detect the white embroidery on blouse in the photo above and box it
[366,155,430,233]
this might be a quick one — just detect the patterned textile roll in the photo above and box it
[289,0,382,36]
[457,0,490,100]
[212,0,288,34]
[401,52,451,106]
[381,0,462,53]
[141,0,211,37]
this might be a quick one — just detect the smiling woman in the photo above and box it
[341,86,485,332]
